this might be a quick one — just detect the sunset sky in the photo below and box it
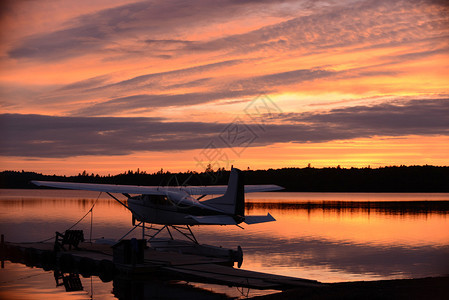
[0,0,448,175]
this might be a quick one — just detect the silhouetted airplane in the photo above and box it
[33,168,282,241]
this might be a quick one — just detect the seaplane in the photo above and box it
[32,168,283,245]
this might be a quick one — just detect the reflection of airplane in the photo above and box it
[32,168,282,242]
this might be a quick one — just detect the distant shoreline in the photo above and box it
[1,165,449,192]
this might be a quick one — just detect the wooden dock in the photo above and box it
[2,240,324,291]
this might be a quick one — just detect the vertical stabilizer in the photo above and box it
[202,168,245,216]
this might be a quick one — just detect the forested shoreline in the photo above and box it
[1,165,448,192]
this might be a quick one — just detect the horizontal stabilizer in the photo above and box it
[244,213,276,224]
[188,215,237,225]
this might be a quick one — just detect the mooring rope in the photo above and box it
[18,192,102,244]
[65,192,101,232]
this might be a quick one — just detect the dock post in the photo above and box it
[142,222,145,240]
[1,234,4,268]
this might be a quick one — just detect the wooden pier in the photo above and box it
[1,239,324,291]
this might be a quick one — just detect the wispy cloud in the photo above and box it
[83,59,246,93]
[8,0,448,63]
[180,0,449,56]
[6,0,300,61]
[70,90,264,116]
[58,75,111,91]
[66,67,334,115]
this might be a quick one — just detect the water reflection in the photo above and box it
[113,276,233,299]
[0,261,115,300]
[1,190,449,298]
[247,201,449,216]
[54,271,83,292]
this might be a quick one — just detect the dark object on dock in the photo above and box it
[112,238,146,265]
[54,230,85,251]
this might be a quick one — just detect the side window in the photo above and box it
[143,195,169,205]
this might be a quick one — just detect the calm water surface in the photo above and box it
[1,190,448,299]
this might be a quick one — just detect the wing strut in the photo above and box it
[106,192,129,209]
[106,192,144,220]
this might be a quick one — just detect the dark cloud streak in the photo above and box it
[1,98,448,158]
[282,99,449,131]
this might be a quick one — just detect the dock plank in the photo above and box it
[163,265,280,289]
[163,263,323,290]
[173,263,320,284]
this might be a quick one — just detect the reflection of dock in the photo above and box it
[2,240,323,291]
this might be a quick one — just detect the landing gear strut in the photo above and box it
[119,221,199,244]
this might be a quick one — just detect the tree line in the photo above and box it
[1,165,448,192]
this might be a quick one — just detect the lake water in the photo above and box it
[0,190,448,299]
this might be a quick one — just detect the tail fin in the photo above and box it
[202,168,244,216]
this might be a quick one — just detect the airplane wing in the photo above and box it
[32,181,283,195]
[32,180,167,195]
